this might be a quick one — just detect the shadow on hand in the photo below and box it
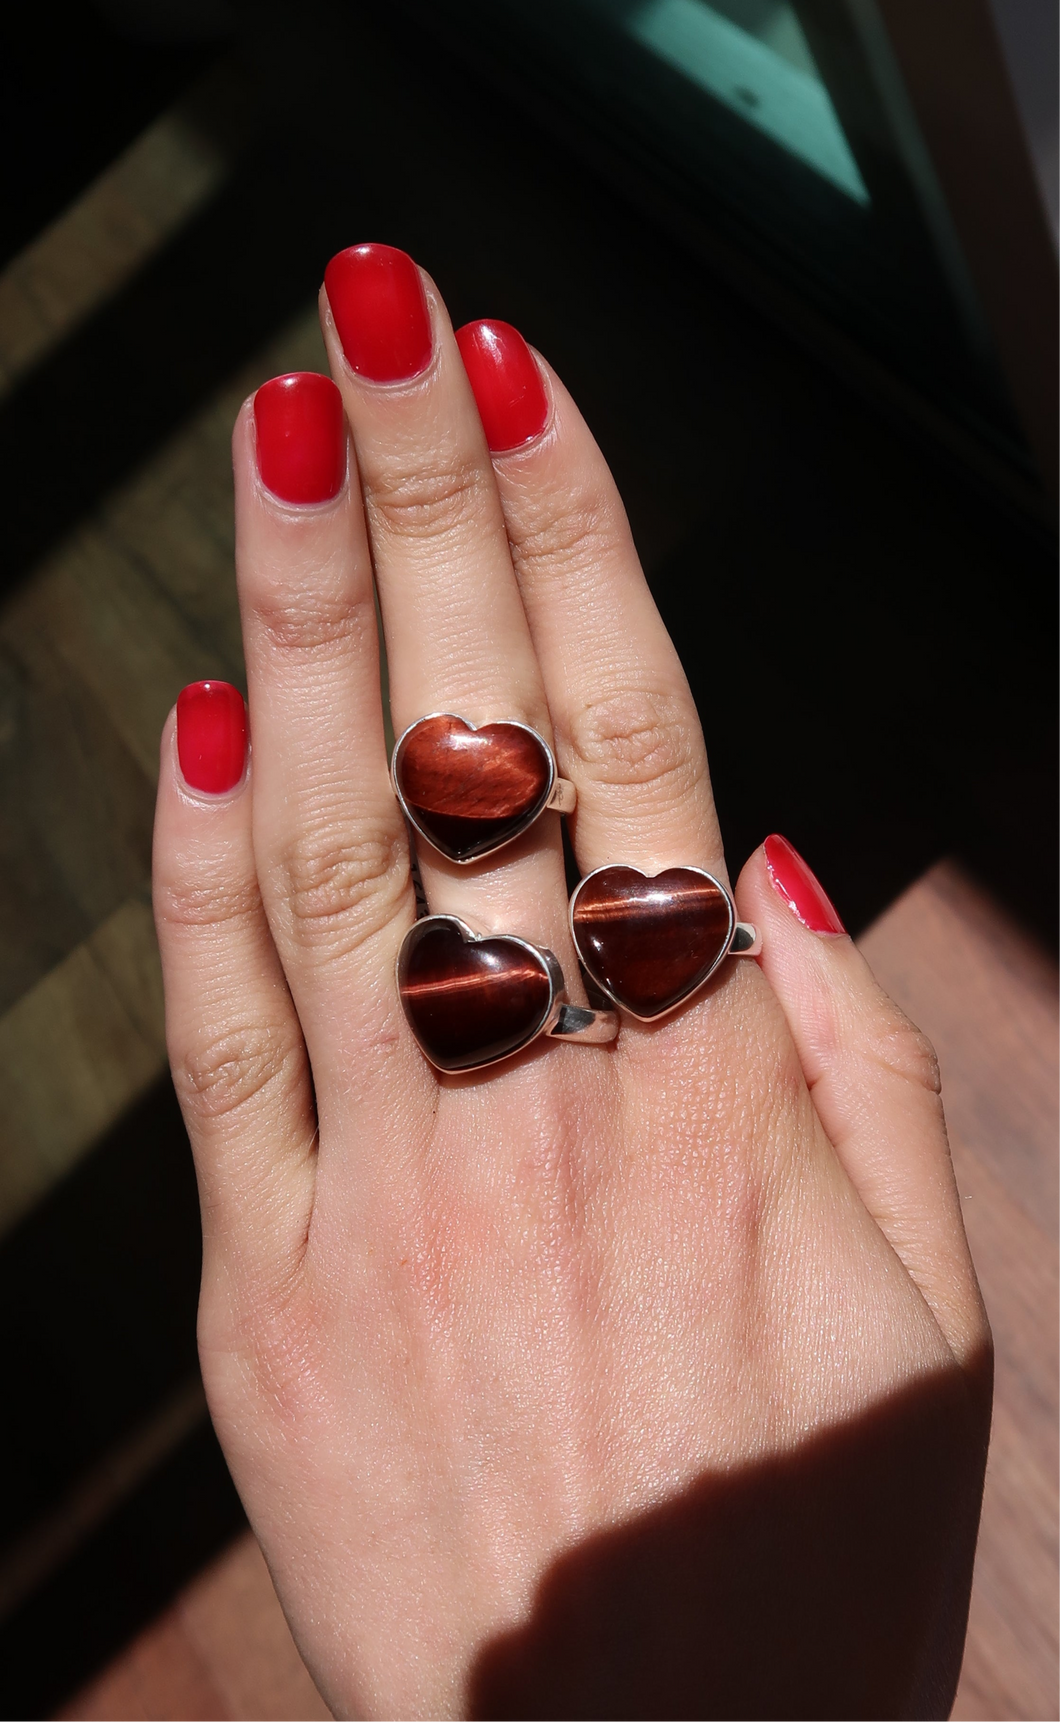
[468,1357,991,1721]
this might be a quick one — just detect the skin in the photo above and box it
[152,261,991,1720]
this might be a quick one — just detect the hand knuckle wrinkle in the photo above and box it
[280,826,407,940]
[513,497,620,579]
[567,690,695,792]
[256,588,370,654]
[158,877,262,933]
[519,502,609,568]
[179,1024,298,1120]
[867,1010,942,1095]
[368,460,485,542]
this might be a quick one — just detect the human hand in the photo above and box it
[153,244,990,1720]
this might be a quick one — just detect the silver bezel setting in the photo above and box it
[397,913,617,1072]
[569,865,757,1022]
[391,712,559,865]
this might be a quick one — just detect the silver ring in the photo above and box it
[570,865,760,1021]
[391,713,576,864]
[398,914,618,1072]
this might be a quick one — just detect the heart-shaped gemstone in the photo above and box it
[394,715,552,862]
[398,916,554,1070]
[571,866,734,1019]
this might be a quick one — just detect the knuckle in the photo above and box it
[866,1006,942,1095]
[511,490,625,582]
[367,457,489,544]
[156,872,263,935]
[253,581,374,656]
[564,688,699,798]
[177,1021,302,1122]
[277,820,409,950]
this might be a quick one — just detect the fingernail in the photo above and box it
[764,834,846,934]
[177,681,247,794]
[455,319,549,452]
[254,372,345,504]
[323,242,432,383]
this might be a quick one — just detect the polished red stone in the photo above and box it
[394,715,552,861]
[398,917,554,1070]
[571,866,734,1019]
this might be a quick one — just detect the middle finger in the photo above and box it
[319,244,580,986]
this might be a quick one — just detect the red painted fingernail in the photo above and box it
[176,681,247,794]
[455,319,549,452]
[254,372,345,504]
[764,834,846,934]
[323,243,432,382]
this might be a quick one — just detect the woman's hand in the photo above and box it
[152,244,990,1720]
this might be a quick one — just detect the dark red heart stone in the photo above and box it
[571,867,734,1019]
[394,715,552,861]
[398,917,553,1071]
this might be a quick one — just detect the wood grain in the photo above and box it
[0,305,325,1224]
[861,861,1058,1721]
[59,1534,330,1722]
[0,897,165,1235]
[0,62,259,397]
[55,1606,232,1722]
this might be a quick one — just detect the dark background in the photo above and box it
[0,1,1054,1713]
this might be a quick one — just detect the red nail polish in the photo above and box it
[764,834,846,934]
[455,319,548,452]
[177,681,247,794]
[323,243,432,383]
[254,372,345,504]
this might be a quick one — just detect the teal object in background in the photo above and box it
[627,0,870,202]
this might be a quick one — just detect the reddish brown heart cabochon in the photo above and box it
[394,715,552,861]
[398,917,554,1071]
[571,867,734,1019]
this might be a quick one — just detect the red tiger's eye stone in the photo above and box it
[398,917,554,1070]
[394,715,552,861]
[571,867,734,1018]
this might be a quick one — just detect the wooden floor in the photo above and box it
[864,866,1058,1721]
[55,1536,329,1722]
[0,51,1055,1722]
[48,861,1057,1722]
[0,61,274,1232]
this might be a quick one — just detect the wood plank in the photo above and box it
[0,62,259,397]
[0,897,166,1236]
[860,862,1058,1721]
[0,301,326,990]
[0,1379,207,1624]
[0,609,155,1016]
[861,860,1058,1227]
[59,1533,329,1722]
[178,1535,331,1722]
[0,302,329,1226]
[55,1607,233,1722]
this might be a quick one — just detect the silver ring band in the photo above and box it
[545,776,577,815]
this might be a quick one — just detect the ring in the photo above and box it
[398,914,618,1071]
[569,865,760,1021]
[391,713,576,864]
